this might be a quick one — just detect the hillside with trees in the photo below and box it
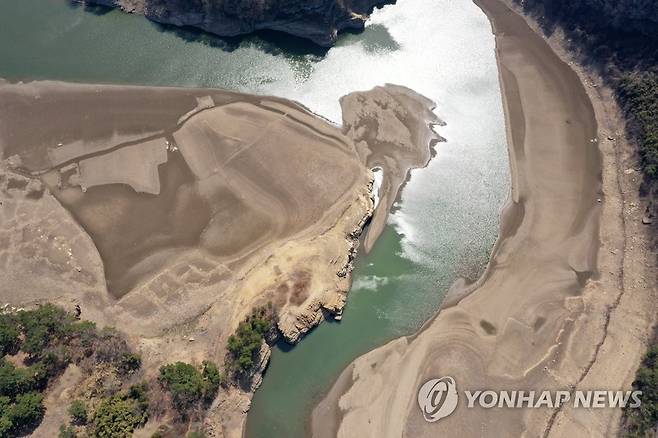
[0,304,227,438]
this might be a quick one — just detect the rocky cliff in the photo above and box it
[85,0,394,46]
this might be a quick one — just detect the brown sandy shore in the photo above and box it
[312,0,657,437]
[0,80,438,436]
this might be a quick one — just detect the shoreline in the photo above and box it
[311,0,656,436]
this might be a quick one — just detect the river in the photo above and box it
[0,0,509,436]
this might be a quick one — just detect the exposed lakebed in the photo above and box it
[0,0,509,436]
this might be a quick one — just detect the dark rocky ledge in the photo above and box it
[82,0,396,46]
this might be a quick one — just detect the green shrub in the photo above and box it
[93,394,148,438]
[14,305,102,361]
[159,362,204,411]
[159,361,222,412]
[117,353,142,375]
[0,360,49,434]
[68,399,88,425]
[201,360,223,402]
[17,304,76,357]
[0,415,13,437]
[0,314,20,356]
[27,362,50,392]
[0,395,11,410]
[127,382,150,415]
[9,392,45,431]
[0,359,42,398]
[625,346,658,436]
[0,360,29,397]
[226,306,276,375]
[0,395,12,435]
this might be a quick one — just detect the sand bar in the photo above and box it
[340,84,445,252]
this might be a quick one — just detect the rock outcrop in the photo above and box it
[84,0,395,46]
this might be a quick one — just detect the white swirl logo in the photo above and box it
[417,376,459,422]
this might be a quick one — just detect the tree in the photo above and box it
[625,346,658,436]
[9,392,45,432]
[226,306,276,375]
[0,415,13,437]
[0,315,20,356]
[0,395,13,435]
[0,359,38,398]
[619,72,658,182]
[18,305,73,353]
[159,361,223,412]
[201,361,223,403]
[117,353,142,375]
[127,382,150,415]
[93,395,147,438]
[41,352,66,378]
[68,399,88,425]
[67,320,97,350]
[159,362,204,411]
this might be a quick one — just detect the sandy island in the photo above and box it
[312,0,657,437]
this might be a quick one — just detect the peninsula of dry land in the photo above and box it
[0,81,438,436]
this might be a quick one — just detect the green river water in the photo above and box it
[0,0,509,436]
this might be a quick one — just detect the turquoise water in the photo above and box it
[0,0,509,436]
